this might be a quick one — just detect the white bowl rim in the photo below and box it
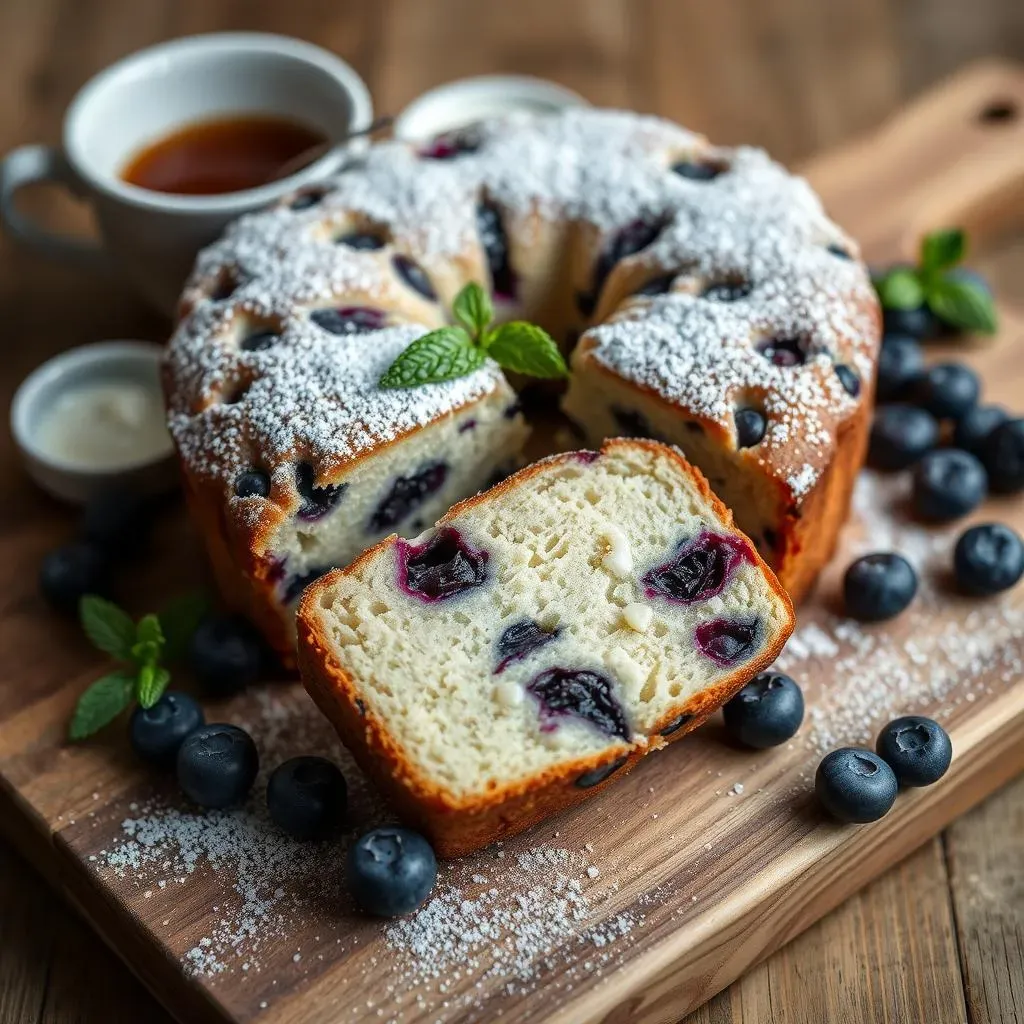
[63,32,374,215]
[11,340,174,476]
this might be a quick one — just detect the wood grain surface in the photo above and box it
[1,2,1023,1023]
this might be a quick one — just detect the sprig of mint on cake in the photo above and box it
[69,593,208,740]
[380,282,568,388]
[873,228,997,334]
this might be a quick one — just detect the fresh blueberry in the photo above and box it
[576,754,630,788]
[528,667,631,741]
[875,334,924,402]
[980,418,1024,494]
[912,448,987,521]
[868,404,939,471]
[188,614,264,695]
[494,619,560,673]
[757,337,809,367]
[393,255,437,301]
[671,159,725,180]
[953,404,1008,454]
[911,363,980,420]
[695,617,761,665]
[369,462,448,532]
[834,363,861,397]
[876,716,952,787]
[722,671,804,748]
[347,827,437,916]
[176,723,259,809]
[130,692,205,769]
[39,542,110,614]
[476,201,516,301]
[79,489,153,560]
[735,407,767,448]
[310,306,387,335]
[337,231,386,251]
[642,531,751,604]
[882,304,941,341]
[815,747,898,822]
[701,280,751,302]
[295,462,346,521]
[235,469,271,499]
[953,523,1024,596]
[397,528,489,601]
[267,756,347,840]
[843,553,917,621]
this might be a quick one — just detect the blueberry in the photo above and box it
[826,243,853,260]
[80,489,153,560]
[188,614,264,695]
[418,130,480,160]
[398,528,489,602]
[642,531,751,604]
[176,724,259,809]
[980,418,1024,494]
[347,827,437,916]
[757,337,809,367]
[282,565,333,605]
[477,201,516,301]
[953,404,1007,455]
[39,542,110,614]
[528,667,631,741]
[337,231,385,251]
[295,462,346,521]
[289,189,325,211]
[912,448,987,521]
[912,363,980,420]
[868,404,939,471]
[267,756,347,840]
[581,218,666,316]
[834,363,861,397]
[671,160,725,180]
[576,754,630,788]
[876,716,952,787]
[694,617,761,665]
[611,406,658,440]
[843,553,917,621]
[722,671,804,748]
[953,523,1024,595]
[369,462,448,531]
[310,306,387,335]
[240,328,281,352]
[875,334,924,402]
[235,469,271,499]
[735,408,767,448]
[815,748,898,822]
[494,619,560,673]
[393,255,437,301]
[882,304,941,341]
[701,280,751,302]
[130,692,205,769]
[658,712,694,737]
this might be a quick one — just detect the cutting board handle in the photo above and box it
[803,60,1024,261]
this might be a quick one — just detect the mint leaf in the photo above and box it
[927,275,997,334]
[136,664,171,709]
[920,228,965,274]
[79,596,136,660]
[68,671,135,740]
[135,613,164,648]
[875,267,925,310]
[379,327,486,388]
[485,323,569,379]
[452,282,494,340]
[160,592,210,660]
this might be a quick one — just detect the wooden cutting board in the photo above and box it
[2,61,1024,1024]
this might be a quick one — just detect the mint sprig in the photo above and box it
[380,282,568,389]
[873,227,997,334]
[70,592,209,740]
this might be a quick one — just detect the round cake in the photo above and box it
[164,108,880,664]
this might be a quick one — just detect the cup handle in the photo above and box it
[0,145,112,272]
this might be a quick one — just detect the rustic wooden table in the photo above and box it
[0,2,1021,1022]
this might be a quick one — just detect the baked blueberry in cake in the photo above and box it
[296,439,794,855]
[165,107,878,662]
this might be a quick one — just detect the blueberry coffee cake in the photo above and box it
[297,439,795,855]
[164,108,878,663]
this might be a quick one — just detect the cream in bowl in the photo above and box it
[11,341,176,504]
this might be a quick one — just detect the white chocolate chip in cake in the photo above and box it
[622,603,653,633]
[493,680,524,708]
[604,646,645,701]
[600,525,633,578]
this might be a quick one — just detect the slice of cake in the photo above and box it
[297,438,794,856]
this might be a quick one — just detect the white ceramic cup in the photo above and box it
[0,33,373,314]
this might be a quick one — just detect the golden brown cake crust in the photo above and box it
[297,439,795,857]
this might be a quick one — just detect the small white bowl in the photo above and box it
[11,341,178,504]
[393,75,588,141]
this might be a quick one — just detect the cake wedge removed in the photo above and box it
[297,438,795,856]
